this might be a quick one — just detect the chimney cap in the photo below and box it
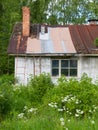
[88,19,98,22]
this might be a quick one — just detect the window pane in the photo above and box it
[70,69,77,76]
[52,60,59,67]
[70,60,77,67]
[52,69,59,76]
[61,69,68,76]
[61,60,68,67]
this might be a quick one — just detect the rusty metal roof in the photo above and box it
[7,23,98,56]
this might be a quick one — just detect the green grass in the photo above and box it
[0,113,98,130]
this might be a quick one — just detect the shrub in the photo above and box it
[0,84,14,120]
[0,74,14,85]
[28,73,54,104]
[45,74,98,118]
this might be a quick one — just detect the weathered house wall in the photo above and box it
[78,56,98,81]
[15,57,51,84]
[15,56,98,85]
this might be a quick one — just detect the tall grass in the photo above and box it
[1,109,98,130]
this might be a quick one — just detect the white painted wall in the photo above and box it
[15,57,51,85]
[78,56,98,82]
[15,56,98,85]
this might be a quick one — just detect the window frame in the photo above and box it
[51,59,78,77]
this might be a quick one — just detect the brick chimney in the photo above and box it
[22,7,30,36]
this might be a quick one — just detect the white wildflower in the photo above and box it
[65,127,68,130]
[28,108,37,113]
[80,111,84,114]
[89,110,92,113]
[93,109,95,112]
[68,119,70,122]
[58,108,64,112]
[75,100,79,104]
[48,102,58,108]
[61,121,65,126]
[76,109,80,113]
[91,120,95,124]
[62,97,67,102]
[60,117,64,122]
[76,109,83,114]
[94,106,97,110]
[69,112,72,115]
[88,116,91,119]
[75,113,79,117]
[23,106,28,111]
[63,106,65,110]
[60,117,65,126]
[17,113,24,119]
[54,104,58,108]
[0,94,3,97]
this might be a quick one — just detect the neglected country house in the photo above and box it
[7,7,98,85]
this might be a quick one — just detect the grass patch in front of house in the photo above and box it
[0,73,98,130]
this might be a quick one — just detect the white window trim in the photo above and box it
[51,59,78,78]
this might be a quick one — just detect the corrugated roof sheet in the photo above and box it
[26,27,76,54]
[7,23,98,55]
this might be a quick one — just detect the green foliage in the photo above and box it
[94,38,98,47]
[0,85,13,120]
[28,73,54,104]
[44,73,98,118]
[0,73,54,120]
[0,74,15,85]
[0,74,98,129]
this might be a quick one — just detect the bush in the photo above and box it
[0,74,14,85]
[28,73,54,104]
[44,74,98,118]
[0,84,13,120]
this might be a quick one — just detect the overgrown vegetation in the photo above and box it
[0,73,98,130]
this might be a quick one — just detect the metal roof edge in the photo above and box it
[8,53,77,57]
[8,53,98,57]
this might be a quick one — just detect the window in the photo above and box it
[52,59,77,77]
